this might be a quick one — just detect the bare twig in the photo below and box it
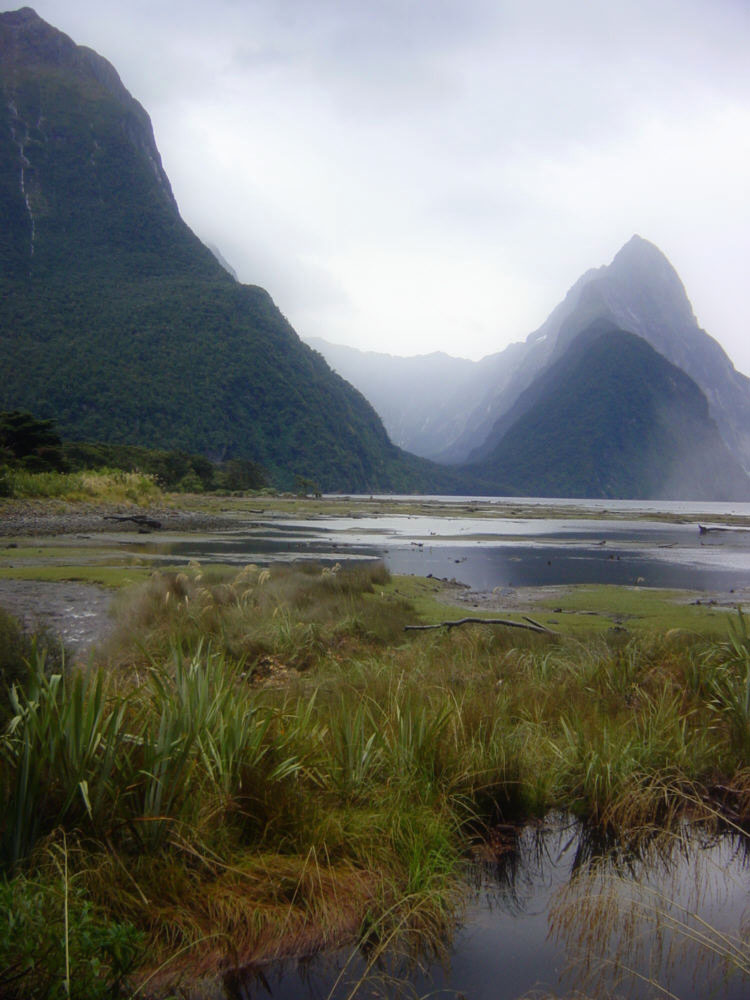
[404,616,557,635]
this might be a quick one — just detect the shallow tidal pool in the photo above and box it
[232,817,750,1000]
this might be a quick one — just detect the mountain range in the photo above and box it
[308,235,750,475]
[1,7,748,500]
[463,319,749,501]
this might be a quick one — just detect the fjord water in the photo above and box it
[150,496,750,595]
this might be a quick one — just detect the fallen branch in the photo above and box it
[104,514,162,530]
[404,615,557,635]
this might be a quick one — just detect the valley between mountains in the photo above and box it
[1,7,749,499]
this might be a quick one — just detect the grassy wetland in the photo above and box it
[2,493,750,997]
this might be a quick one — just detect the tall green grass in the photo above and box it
[2,564,750,992]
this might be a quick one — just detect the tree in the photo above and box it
[0,411,66,471]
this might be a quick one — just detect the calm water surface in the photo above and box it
[133,496,750,595]
[231,819,750,1000]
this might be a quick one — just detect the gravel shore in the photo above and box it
[0,499,239,537]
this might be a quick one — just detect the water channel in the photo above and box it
[130,496,750,597]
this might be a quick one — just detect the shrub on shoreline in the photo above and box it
[0,468,161,504]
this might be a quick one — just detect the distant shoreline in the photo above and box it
[0,499,238,537]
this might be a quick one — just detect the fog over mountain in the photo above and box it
[21,0,750,374]
[463,319,750,501]
[1,8,747,501]
[309,237,750,475]
[304,339,477,458]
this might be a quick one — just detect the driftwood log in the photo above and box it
[104,514,162,530]
[404,615,557,635]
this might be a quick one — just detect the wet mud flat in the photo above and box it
[0,501,246,652]
[3,492,750,650]
[0,579,113,655]
[441,578,750,615]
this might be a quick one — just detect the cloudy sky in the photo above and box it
[26,0,750,372]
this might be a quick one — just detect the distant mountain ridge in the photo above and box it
[311,237,750,475]
[465,320,750,500]
[478,235,750,472]
[0,7,452,492]
[304,338,478,457]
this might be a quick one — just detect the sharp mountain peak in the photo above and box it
[2,7,127,101]
[0,6,177,215]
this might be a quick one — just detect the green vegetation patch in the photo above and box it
[381,578,735,639]
[381,574,515,626]
[0,542,132,563]
[0,564,155,588]
[541,584,736,636]
[0,467,161,504]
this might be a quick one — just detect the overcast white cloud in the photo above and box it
[22,0,750,372]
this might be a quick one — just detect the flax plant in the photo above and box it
[703,611,750,763]
[0,650,127,869]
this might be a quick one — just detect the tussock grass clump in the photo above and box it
[3,565,750,992]
[0,608,66,718]
[103,560,411,673]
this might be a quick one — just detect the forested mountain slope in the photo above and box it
[0,7,450,492]
[463,321,750,500]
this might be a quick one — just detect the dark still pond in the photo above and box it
[135,502,750,595]
[228,818,750,1000]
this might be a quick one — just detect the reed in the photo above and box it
[549,828,750,998]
